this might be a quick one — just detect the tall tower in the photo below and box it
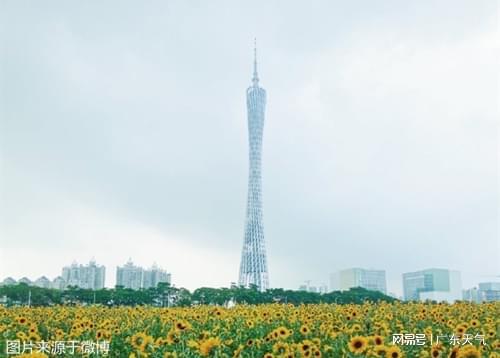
[238,41,269,291]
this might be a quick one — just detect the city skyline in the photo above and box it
[0,259,172,290]
[0,1,498,296]
[2,262,499,302]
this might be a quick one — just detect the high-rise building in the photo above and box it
[330,268,387,294]
[62,262,80,287]
[402,268,461,302]
[83,260,105,289]
[115,261,171,290]
[238,42,269,291]
[62,260,105,290]
[142,264,171,289]
[463,287,481,303]
[116,260,143,290]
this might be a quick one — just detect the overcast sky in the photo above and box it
[0,0,498,295]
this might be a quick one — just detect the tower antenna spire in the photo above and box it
[252,38,259,86]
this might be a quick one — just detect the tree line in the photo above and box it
[0,283,396,307]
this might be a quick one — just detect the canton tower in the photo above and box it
[238,41,269,291]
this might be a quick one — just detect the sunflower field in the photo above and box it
[0,301,498,358]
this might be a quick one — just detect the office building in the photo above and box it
[330,268,387,294]
[403,268,461,303]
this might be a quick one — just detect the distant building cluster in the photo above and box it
[0,259,172,290]
[116,260,171,290]
[298,281,328,294]
[1,276,64,290]
[463,282,500,303]
[326,267,499,303]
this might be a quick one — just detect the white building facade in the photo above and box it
[116,260,143,290]
[142,264,171,289]
[116,261,171,290]
[62,260,105,290]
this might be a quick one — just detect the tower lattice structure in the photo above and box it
[238,42,269,291]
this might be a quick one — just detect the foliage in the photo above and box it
[0,283,395,307]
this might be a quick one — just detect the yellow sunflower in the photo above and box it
[139,334,154,353]
[130,332,144,349]
[300,324,311,335]
[198,337,221,357]
[431,345,442,358]
[469,319,480,328]
[299,339,314,354]
[311,347,322,357]
[348,336,368,355]
[386,345,404,358]
[372,335,384,346]
[166,329,180,345]
[174,320,191,331]
[373,345,388,357]
[18,354,48,358]
[456,345,481,358]
[16,316,28,325]
[273,341,290,355]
